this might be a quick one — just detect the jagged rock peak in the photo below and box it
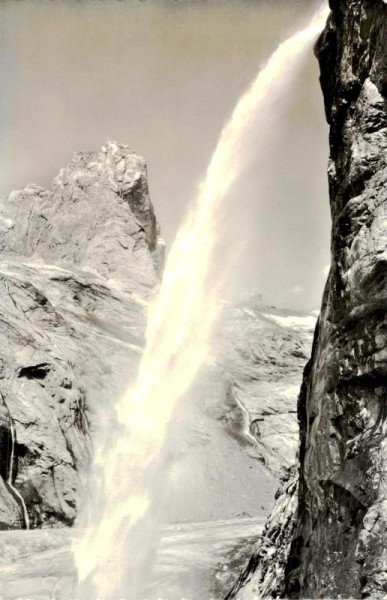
[1,142,164,290]
[53,140,157,246]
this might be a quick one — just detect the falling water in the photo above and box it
[7,420,30,530]
[75,5,329,598]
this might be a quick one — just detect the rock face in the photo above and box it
[231,1,387,598]
[0,141,163,528]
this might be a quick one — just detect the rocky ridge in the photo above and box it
[164,299,316,523]
[0,140,316,531]
[230,1,387,598]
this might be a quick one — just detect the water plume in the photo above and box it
[74,5,329,598]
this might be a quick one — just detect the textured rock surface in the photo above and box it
[0,141,163,528]
[164,298,316,523]
[232,2,387,598]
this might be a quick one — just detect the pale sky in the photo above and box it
[0,0,331,310]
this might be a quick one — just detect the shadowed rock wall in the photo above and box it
[230,1,387,598]
[285,2,387,597]
[0,141,163,528]
[0,139,314,531]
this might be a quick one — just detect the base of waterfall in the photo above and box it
[0,517,266,600]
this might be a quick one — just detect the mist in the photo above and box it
[0,0,330,310]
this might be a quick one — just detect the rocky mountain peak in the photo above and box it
[54,141,158,249]
[1,142,163,292]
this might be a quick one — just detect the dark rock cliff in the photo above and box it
[230,1,387,598]
[0,141,163,529]
[164,299,316,524]
[285,2,387,597]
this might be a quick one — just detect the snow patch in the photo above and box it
[262,313,317,331]
[280,385,301,399]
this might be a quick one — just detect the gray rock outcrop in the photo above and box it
[0,141,163,528]
[230,1,387,598]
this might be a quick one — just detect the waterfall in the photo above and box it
[75,5,329,598]
[7,420,30,530]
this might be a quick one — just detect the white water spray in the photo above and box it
[8,421,30,530]
[75,5,329,598]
